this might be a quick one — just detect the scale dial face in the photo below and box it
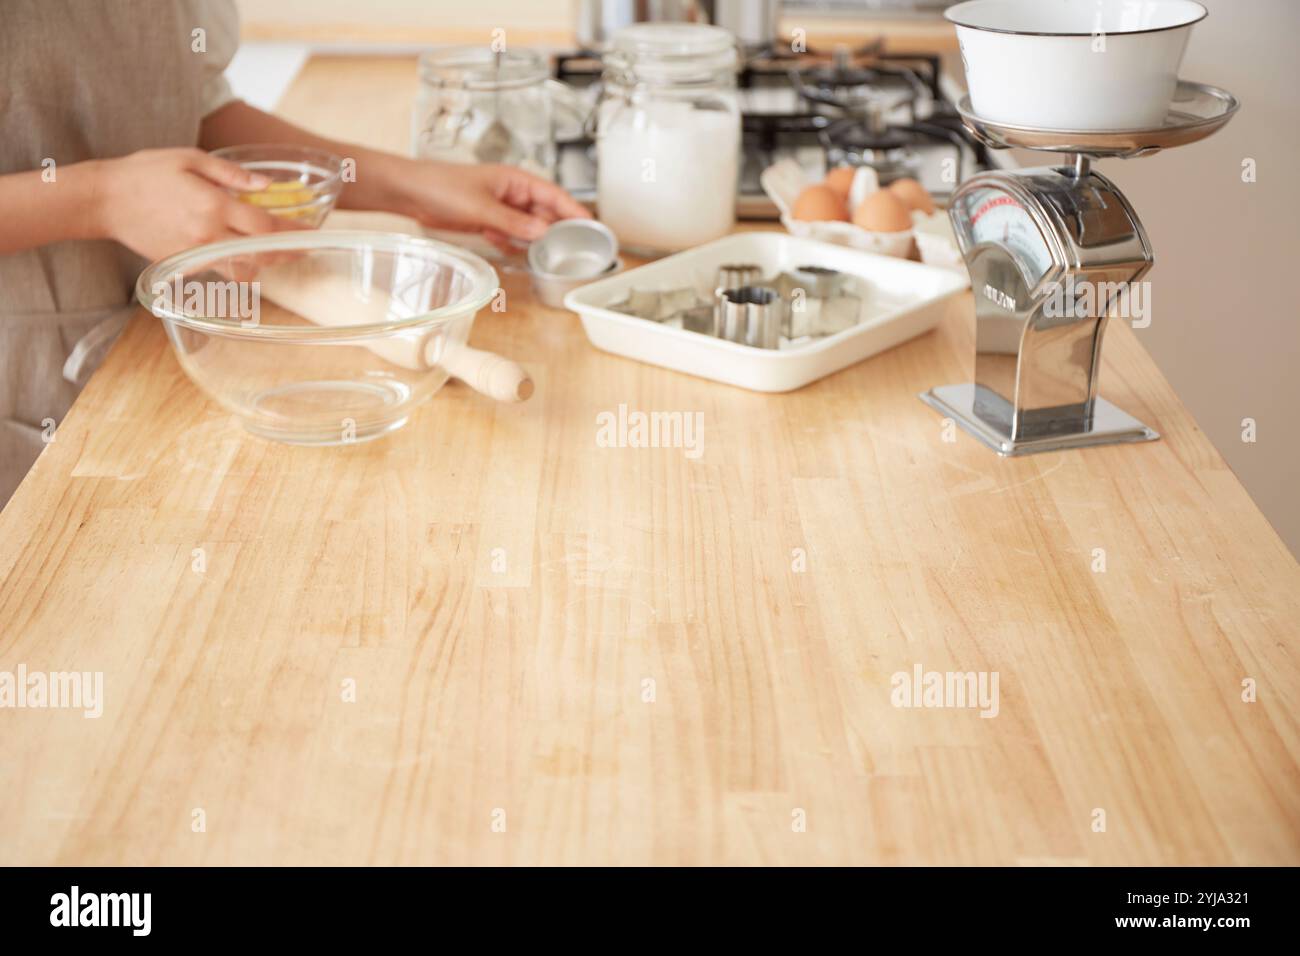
[952,185,1057,288]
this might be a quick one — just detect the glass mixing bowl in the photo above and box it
[136,231,499,445]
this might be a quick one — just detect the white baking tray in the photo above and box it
[563,232,969,392]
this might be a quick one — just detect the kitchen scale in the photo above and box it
[920,80,1238,456]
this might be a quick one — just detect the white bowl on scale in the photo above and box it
[946,0,1208,131]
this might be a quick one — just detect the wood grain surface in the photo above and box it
[0,57,1296,866]
[237,13,959,55]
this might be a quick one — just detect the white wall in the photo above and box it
[1099,0,1300,555]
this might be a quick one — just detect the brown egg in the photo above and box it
[823,166,857,199]
[852,189,913,233]
[888,177,936,215]
[792,184,849,222]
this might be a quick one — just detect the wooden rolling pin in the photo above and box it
[256,260,532,403]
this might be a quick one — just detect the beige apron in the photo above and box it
[0,0,238,503]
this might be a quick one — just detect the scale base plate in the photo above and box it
[919,384,1159,457]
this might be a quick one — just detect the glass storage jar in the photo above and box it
[412,47,584,180]
[596,23,740,253]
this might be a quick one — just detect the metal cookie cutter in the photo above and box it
[715,286,783,349]
[788,264,849,298]
[774,265,860,338]
[715,263,762,300]
[712,263,765,340]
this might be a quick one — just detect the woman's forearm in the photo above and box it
[0,99,419,258]
[198,100,417,214]
[0,162,108,255]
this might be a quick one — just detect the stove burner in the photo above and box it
[793,65,920,114]
[788,46,927,125]
[820,116,914,155]
[820,115,973,186]
[818,118,917,183]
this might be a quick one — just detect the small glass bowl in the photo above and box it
[136,231,499,445]
[211,144,345,228]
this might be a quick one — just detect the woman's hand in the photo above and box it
[400,161,592,251]
[198,102,591,252]
[92,148,290,261]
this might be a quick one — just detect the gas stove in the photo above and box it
[552,43,993,219]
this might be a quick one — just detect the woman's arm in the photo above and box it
[199,100,590,248]
[0,103,589,261]
[0,163,105,255]
[199,100,407,214]
[0,150,283,260]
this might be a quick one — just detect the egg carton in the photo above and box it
[760,158,963,271]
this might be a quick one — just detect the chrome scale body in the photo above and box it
[922,83,1238,457]
[922,155,1157,455]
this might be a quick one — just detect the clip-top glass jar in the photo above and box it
[413,47,585,180]
[596,23,740,253]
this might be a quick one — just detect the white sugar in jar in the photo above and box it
[596,24,740,253]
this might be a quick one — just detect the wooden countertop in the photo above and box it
[239,15,959,55]
[1,57,1297,866]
